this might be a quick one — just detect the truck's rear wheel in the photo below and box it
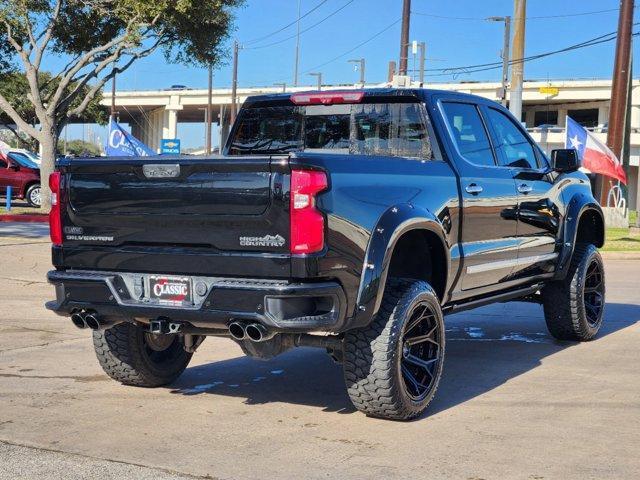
[92,323,192,387]
[542,243,605,341]
[343,279,445,420]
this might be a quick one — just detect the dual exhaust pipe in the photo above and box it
[228,322,275,343]
[70,310,103,330]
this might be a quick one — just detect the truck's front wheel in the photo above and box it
[342,279,445,420]
[93,323,193,387]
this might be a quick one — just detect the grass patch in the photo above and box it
[0,199,42,216]
[630,210,638,227]
[603,227,640,252]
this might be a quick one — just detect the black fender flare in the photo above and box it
[351,203,450,328]
[555,194,605,280]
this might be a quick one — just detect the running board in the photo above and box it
[444,283,544,314]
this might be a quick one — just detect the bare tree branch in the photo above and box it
[59,27,164,113]
[20,7,38,55]
[0,91,40,139]
[48,15,143,112]
[2,19,26,55]
[33,0,63,69]
[1,18,47,114]
[67,37,164,118]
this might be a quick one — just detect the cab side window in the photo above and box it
[486,108,538,169]
[441,102,496,167]
[0,159,7,168]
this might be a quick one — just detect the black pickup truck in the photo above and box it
[47,89,606,420]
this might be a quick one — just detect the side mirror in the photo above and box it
[551,148,580,173]
[8,162,19,171]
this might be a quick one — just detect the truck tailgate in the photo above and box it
[55,156,292,277]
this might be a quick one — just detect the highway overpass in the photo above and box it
[102,79,640,209]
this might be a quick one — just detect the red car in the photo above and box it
[0,151,41,207]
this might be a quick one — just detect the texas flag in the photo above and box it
[566,116,627,184]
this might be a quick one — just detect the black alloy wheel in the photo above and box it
[400,302,443,401]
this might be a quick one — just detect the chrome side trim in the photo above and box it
[467,253,558,274]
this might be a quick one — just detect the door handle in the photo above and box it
[518,183,533,194]
[465,184,483,195]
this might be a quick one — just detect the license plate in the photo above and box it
[149,276,192,305]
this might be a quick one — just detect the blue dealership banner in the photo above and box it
[105,118,156,157]
[161,138,181,155]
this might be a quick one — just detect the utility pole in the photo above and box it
[509,0,526,121]
[309,72,322,91]
[274,83,287,93]
[604,0,634,204]
[388,61,397,83]
[206,64,213,155]
[418,42,426,85]
[398,0,411,76]
[348,58,365,86]
[293,0,302,87]
[488,16,511,107]
[230,40,239,126]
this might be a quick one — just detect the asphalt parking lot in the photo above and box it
[0,223,638,480]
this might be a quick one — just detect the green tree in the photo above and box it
[58,139,102,156]
[0,70,108,148]
[0,0,243,209]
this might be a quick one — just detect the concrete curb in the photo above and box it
[0,214,48,223]
[600,251,640,260]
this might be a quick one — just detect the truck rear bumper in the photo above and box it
[46,270,348,333]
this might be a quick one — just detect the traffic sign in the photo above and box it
[161,138,181,155]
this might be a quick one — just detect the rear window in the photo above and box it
[229,102,435,159]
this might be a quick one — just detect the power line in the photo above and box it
[242,0,331,46]
[246,18,400,87]
[412,7,622,22]
[427,28,622,74]
[300,18,401,75]
[245,0,356,49]
[424,28,638,78]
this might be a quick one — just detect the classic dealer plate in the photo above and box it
[148,276,192,305]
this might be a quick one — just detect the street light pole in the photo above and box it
[488,16,511,107]
[418,42,426,85]
[274,83,287,93]
[110,75,116,120]
[230,40,239,126]
[348,58,365,86]
[206,64,213,155]
[309,72,322,91]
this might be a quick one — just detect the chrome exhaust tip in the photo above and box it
[84,313,101,330]
[228,322,247,341]
[71,312,87,329]
[245,323,275,343]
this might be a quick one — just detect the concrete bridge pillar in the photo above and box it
[129,101,183,153]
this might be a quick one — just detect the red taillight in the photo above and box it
[290,170,328,254]
[290,91,364,105]
[49,172,62,246]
